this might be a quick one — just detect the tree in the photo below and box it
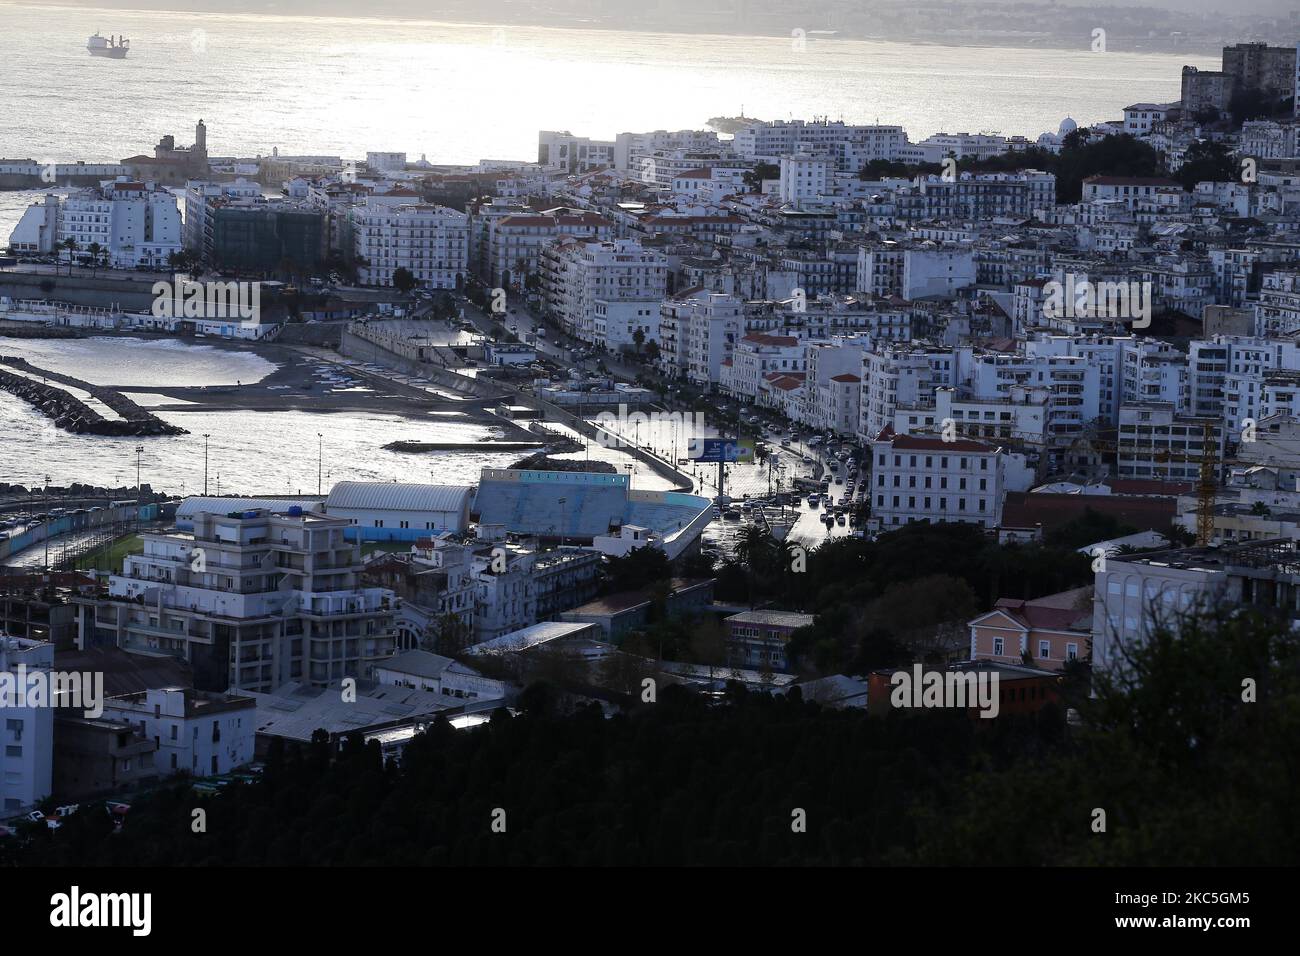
[392,267,418,294]
[644,339,661,364]
[603,544,671,593]
[1229,86,1277,125]
[85,241,102,276]
[61,237,78,275]
[1175,139,1236,191]
[632,327,645,354]
[743,162,779,191]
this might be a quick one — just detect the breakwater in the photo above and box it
[0,357,187,436]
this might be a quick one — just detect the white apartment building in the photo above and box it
[374,649,506,704]
[80,507,396,694]
[1116,402,1225,483]
[6,194,59,255]
[856,243,905,297]
[537,131,616,172]
[485,209,613,292]
[779,153,833,204]
[1261,371,1300,419]
[898,170,1056,221]
[857,345,963,441]
[733,120,908,169]
[720,332,805,401]
[670,166,749,199]
[893,385,1050,455]
[803,338,871,427]
[471,548,539,643]
[351,199,469,289]
[819,373,862,435]
[9,178,182,267]
[657,291,744,387]
[595,299,662,352]
[614,129,723,173]
[634,148,751,188]
[971,352,1100,446]
[1122,103,1171,135]
[466,196,532,281]
[1091,539,1300,676]
[540,237,668,346]
[1121,339,1188,409]
[0,636,53,813]
[1256,270,1300,336]
[1024,334,1131,425]
[902,246,977,299]
[101,687,255,778]
[905,131,1026,163]
[365,151,407,172]
[1081,176,1183,210]
[837,126,910,170]
[868,433,1031,531]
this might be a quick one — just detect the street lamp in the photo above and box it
[558,496,567,548]
[203,433,211,496]
[42,474,50,570]
[134,446,144,531]
[317,432,324,496]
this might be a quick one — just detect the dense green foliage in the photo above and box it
[860,132,1169,203]
[6,604,1296,866]
[714,521,1096,673]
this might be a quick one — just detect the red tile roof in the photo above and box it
[882,433,997,453]
[1000,492,1176,532]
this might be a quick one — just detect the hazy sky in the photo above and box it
[25,0,1300,15]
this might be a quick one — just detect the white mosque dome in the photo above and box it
[1058,116,1078,136]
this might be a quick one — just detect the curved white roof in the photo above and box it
[177,496,322,519]
[324,481,473,514]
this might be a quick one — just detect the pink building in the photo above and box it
[966,586,1092,671]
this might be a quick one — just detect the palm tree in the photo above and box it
[61,238,79,275]
[86,242,102,277]
[734,526,780,607]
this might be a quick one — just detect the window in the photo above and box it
[1038,640,1050,659]
[1067,643,1079,661]
[5,745,21,758]
[993,637,1004,656]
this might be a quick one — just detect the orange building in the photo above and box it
[967,586,1092,671]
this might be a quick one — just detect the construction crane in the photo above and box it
[1152,421,1221,548]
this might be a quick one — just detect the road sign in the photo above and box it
[690,438,754,463]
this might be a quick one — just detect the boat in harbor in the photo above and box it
[87,33,129,58]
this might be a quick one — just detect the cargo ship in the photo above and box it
[87,33,130,58]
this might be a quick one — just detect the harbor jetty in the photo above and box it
[0,357,187,436]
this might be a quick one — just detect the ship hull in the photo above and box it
[88,47,128,58]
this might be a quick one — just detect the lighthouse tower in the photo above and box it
[192,118,209,173]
